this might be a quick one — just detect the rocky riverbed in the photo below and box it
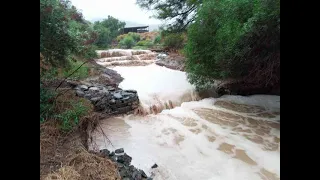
[99,148,155,180]
[155,53,185,71]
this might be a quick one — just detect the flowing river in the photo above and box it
[91,51,280,180]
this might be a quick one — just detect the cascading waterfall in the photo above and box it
[91,49,280,180]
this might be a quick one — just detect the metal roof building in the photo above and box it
[122,26,149,34]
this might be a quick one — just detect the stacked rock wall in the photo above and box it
[75,84,139,114]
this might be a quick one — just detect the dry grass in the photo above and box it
[40,114,120,180]
[45,166,81,180]
[139,32,159,41]
[40,89,120,180]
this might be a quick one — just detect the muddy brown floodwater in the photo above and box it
[90,56,280,180]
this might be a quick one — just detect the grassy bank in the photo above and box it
[40,56,120,180]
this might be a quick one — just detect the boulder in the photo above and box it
[74,83,140,115]
[115,148,124,154]
[113,92,122,99]
[117,153,132,166]
[99,149,110,158]
[79,85,88,91]
[76,90,85,97]
[151,163,158,168]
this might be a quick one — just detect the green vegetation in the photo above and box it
[63,59,89,80]
[40,83,56,122]
[141,0,280,93]
[128,32,141,42]
[116,31,165,49]
[40,0,98,67]
[132,46,149,50]
[117,32,153,49]
[93,16,126,48]
[119,36,135,49]
[185,0,280,90]
[137,0,202,32]
[40,81,91,132]
[40,0,124,132]
[55,100,90,132]
[163,33,185,50]
[153,34,161,45]
[136,40,153,48]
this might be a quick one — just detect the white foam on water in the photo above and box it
[97,60,154,67]
[96,49,152,57]
[92,65,280,180]
[219,94,280,112]
[112,64,198,108]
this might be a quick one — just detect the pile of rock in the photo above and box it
[100,148,154,180]
[155,53,185,71]
[75,84,139,114]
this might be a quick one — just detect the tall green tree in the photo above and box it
[93,16,126,48]
[136,0,202,32]
[40,0,77,66]
[40,0,97,66]
[185,0,280,90]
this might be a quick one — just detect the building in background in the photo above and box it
[122,26,149,34]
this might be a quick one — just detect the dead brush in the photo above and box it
[41,111,119,180]
[44,166,81,180]
[66,149,120,180]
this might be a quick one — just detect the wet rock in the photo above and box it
[132,171,138,178]
[79,85,88,91]
[151,163,158,168]
[107,86,116,91]
[76,90,85,97]
[117,162,124,168]
[110,156,117,162]
[147,178,153,180]
[123,153,132,165]
[100,88,109,95]
[132,170,142,180]
[113,92,122,99]
[140,170,147,178]
[123,178,130,180]
[109,151,115,157]
[120,169,128,178]
[117,153,132,166]
[89,86,99,91]
[100,149,110,158]
[115,148,124,154]
[126,89,137,94]
[157,53,167,60]
[90,97,101,103]
[117,156,125,163]
[110,99,116,104]
[75,83,139,115]
[129,165,136,172]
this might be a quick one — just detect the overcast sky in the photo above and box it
[70,0,162,25]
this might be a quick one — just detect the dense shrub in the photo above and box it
[40,83,56,122]
[55,101,90,132]
[136,40,153,47]
[163,33,185,50]
[40,0,99,66]
[153,34,161,44]
[119,36,135,49]
[63,59,89,80]
[40,0,77,66]
[93,16,126,48]
[128,32,141,42]
[185,0,280,90]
